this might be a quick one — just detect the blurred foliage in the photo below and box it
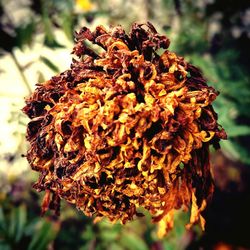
[0,205,58,250]
[1,0,250,249]
[0,177,59,250]
[166,0,250,164]
[0,176,193,250]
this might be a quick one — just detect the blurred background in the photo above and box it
[0,0,250,249]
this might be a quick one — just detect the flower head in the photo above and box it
[23,22,226,237]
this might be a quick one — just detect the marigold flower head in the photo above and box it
[23,22,226,237]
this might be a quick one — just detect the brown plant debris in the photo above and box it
[23,22,226,237]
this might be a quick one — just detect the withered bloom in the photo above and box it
[23,22,226,237]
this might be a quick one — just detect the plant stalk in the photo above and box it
[10,51,32,95]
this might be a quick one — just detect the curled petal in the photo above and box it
[23,22,226,236]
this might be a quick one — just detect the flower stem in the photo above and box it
[10,51,32,95]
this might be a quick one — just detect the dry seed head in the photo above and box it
[23,22,226,237]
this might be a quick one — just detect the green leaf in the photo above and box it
[24,218,40,236]
[41,1,64,48]
[162,242,175,250]
[120,233,148,250]
[100,229,119,241]
[40,56,60,73]
[15,205,27,242]
[28,220,58,250]
[8,207,17,239]
[43,17,63,48]
[227,125,250,137]
[0,242,11,250]
[8,205,27,242]
[109,243,124,250]
[221,140,250,165]
[61,12,74,41]
[15,21,36,50]
[220,140,241,160]
[0,207,6,232]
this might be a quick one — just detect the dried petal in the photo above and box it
[23,22,226,237]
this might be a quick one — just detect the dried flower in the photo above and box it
[23,22,226,237]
